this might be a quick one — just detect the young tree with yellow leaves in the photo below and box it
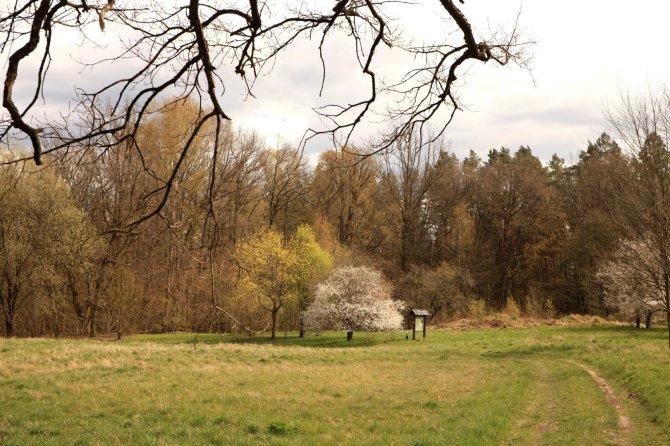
[237,225,332,338]
[237,228,297,338]
[290,225,333,337]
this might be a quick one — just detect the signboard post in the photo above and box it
[410,309,430,340]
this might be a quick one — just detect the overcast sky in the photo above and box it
[9,0,670,166]
[230,0,670,165]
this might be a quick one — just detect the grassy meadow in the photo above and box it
[1,324,670,445]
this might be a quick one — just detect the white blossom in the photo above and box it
[597,238,666,318]
[303,266,404,333]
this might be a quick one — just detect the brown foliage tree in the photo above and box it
[311,148,379,248]
[470,147,564,309]
[0,163,99,336]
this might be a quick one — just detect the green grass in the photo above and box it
[1,326,670,445]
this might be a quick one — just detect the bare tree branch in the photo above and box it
[0,0,532,223]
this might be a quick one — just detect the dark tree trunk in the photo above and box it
[636,316,641,328]
[400,237,409,272]
[67,273,87,334]
[89,264,108,338]
[666,274,670,350]
[271,307,277,339]
[2,294,16,337]
[88,304,97,338]
[347,331,353,341]
[645,311,652,328]
[298,305,306,338]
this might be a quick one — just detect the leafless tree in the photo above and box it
[380,130,441,271]
[1,0,532,225]
[312,147,378,247]
[209,127,264,244]
[606,87,670,348]
[262,145,310,234]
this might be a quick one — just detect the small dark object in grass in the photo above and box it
[212,416,229,426]
[28,427,44,436]
[424,400,439,409]
[246,425,260,434]
[267,421,297,436]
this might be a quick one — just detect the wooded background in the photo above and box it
[0,99,649,337]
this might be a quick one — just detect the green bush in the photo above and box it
[544,297,555,318]
[267,421,298,436]
[468,299,487,321]
[505,298,521,320]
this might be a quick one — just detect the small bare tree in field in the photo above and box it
[303,265,403,341]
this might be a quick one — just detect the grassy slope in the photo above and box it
[0,326,669,445]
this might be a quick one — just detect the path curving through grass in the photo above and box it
[502,359,621,445]
[1,326,670,445]
[576,362,631,440]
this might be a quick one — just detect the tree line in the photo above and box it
[1,96,668,339]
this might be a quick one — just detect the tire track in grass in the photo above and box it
[502,359,557,446]
[503,359,624,446]
[574,362,630,445]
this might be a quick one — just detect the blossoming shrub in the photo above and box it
[303,266,404,340]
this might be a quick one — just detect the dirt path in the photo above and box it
[503,359,635,445]
[503,360,556,446]
[575,362,631,442]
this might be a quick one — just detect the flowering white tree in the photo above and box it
[303,266,404,341]
[597,238,665,328]
[607,102,670,348]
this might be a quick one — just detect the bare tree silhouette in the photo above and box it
[1,0,532,225]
